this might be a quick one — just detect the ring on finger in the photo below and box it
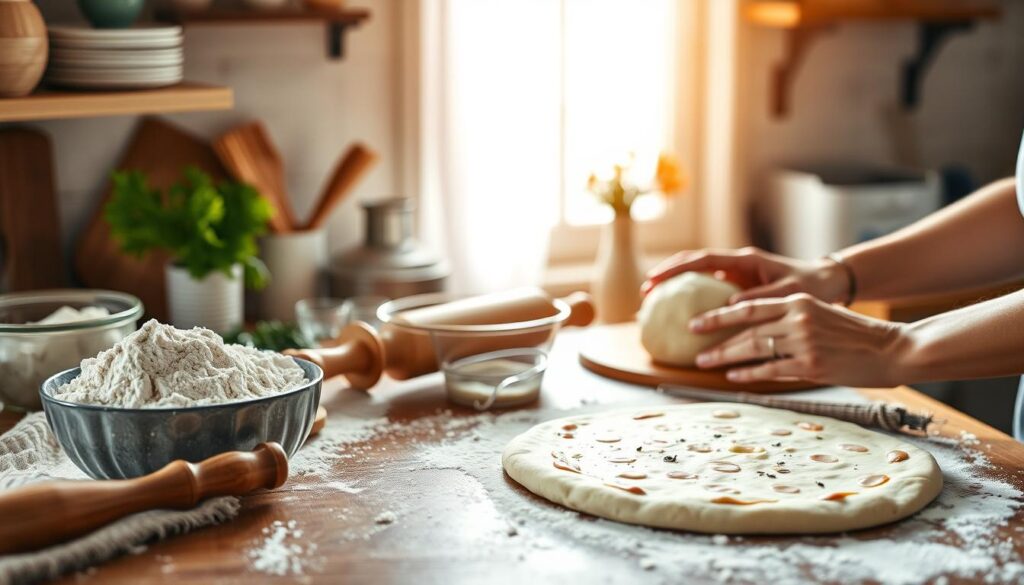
[767,336,781,360]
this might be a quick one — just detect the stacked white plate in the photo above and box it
[46,25,184,90]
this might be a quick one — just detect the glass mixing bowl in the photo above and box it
[377,293,571,410]
[0,289,143,410]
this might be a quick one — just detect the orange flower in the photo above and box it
[655,153,685,196]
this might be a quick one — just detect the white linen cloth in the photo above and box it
[0,413,239,585]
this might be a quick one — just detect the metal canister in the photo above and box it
[328,197,449,299]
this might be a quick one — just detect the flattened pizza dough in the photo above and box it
[502,403,942,534]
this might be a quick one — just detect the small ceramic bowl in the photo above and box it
[77,0,145,29]
[40,358,323,479]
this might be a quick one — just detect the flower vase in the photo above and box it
[591,211,643,323]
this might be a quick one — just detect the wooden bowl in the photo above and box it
[0,0,47,98]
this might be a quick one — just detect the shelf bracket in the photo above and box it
[901,21,973,109]
[327,21,345,59]
[771,26,832,119]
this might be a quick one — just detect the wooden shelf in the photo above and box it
[0,82,233,123]
[746,0,1000,28]
[155,6,371,59]
[745,0,1000,117]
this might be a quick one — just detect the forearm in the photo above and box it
[839,178,1024,301]
[895,287,1024,384]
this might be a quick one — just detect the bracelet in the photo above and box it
[825,253,857,306]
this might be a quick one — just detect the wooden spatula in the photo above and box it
[0,443,289,556]
[303,143,378,231]
[214,121,298,233]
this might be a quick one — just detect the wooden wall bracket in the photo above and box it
[771,25,833,118]
[901,21,973,109]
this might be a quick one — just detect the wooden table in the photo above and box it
[4,330,1023,584]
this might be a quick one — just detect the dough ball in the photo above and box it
[639,271,742,367]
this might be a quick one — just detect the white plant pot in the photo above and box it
[257,229,328,322]
[165,263,244,332]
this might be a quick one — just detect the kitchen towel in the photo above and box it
[0,413,240,585]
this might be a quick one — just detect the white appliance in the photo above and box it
[765,166,942,260]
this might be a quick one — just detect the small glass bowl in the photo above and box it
[377,293,571,411]
[295,298,347,346]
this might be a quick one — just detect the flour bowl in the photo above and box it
[39,358,322,480]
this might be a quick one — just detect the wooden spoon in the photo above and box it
[214,121,298,233]
[0,443,289,555]
[303,143,378,231]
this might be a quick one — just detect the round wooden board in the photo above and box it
[578,321,819,393]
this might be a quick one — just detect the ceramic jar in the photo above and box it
[165,264,244,333]
[591,211,644,323]
[0,0,47,98]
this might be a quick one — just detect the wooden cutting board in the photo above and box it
[0,127,66,291]
[578,321,818,393]
[74,117,227,321]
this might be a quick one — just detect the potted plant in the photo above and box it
[105,168,273,332]
[586,152,684,323]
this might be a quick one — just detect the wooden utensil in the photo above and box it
[0,442,288,556]
[304,143,378,231]
[287,291,595,390]
[214,121,297,233]
[578,321,818,393]
[0,0,47,98]
[75,117,227,321]
[0,127,66,290]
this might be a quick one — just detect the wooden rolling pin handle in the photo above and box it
[560,292,595,328]
[285,322,385,391]
[0,443,288,556]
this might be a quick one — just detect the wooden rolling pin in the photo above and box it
[287,290,595,390]
[0,443,288,555]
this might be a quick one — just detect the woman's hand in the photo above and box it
[690,293,908,388]
[642,247,850,305]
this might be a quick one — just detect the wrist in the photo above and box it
[883,323,925,387]
[811,256,853,305]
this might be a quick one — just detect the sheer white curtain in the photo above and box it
[419,0,561,295]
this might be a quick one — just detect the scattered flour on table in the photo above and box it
[409,411,1024,585]
[282,399,1024,584]
[54,320,306,408]
[246,520,318,577]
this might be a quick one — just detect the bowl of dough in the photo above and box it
[0,289,143,411]
[40,320,323,479]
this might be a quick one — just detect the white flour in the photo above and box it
[412,412,1024,585]
[34,306,109,325]
[289,403,1024,584]
[54,320,306,408]
[246,520,318,576]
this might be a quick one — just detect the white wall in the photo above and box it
[737,0,1024,214]
[32,0,401,265]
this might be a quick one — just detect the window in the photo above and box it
[412,0,700,293]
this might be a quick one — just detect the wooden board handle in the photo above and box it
[0,443,288,555]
